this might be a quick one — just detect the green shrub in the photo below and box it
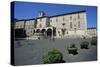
[68,43,78,55]
[80,41,89,49]
[69,43,76,48]
[91,37,97,46]
[42,49,65,64]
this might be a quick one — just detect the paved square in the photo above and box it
[14,38,97,65]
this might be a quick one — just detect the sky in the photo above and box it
[13,1,97,28]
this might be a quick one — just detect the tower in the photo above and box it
[38,11,45,17]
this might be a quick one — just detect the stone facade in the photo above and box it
[15,20,25,29]
[87,28,97,37]
[25,19,36,37]
[49,11,87,38]
[14,10,94,38]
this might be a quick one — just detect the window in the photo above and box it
[78,14,80,19]
[63,17,65,21]
[78,21,80,28]
[56,18,58,22]
[70,22,72,28]
[70,16,72,20]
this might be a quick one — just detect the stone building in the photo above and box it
[25,19,36,37]
[87,27,97,37]
[14,10,94,39]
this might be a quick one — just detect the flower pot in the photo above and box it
[68,48,78,55]
[81,44,88,49]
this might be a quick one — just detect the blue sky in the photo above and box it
[13,1,97,28]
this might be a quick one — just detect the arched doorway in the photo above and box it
[36,29,40,33]
[41,29,46,33]
[47,28,52,37]
[41,29,46,36]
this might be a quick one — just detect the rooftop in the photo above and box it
[13,10,86,22]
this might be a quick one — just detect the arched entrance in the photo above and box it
[41,29,46,36]
[36,29,40,33]
[41,29,46,34]
[47,28,52,37]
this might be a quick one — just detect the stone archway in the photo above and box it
[41,29,46,36]
[41,29,46,33]
[36,29,40,33]
[47,28,52,37]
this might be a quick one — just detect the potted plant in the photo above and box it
[67,43,78,55]
[42,49,65,64]
[80,41,89,49]
[91,37,97,46]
